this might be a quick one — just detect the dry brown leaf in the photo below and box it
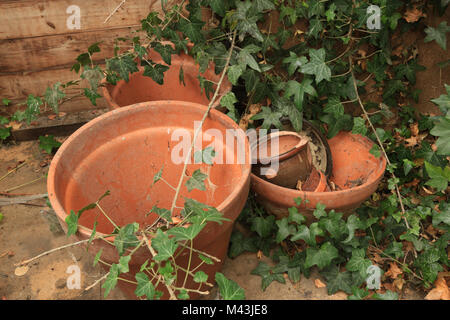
[404,136,418,147]
[410,123,419,137]
[257,250,263,260]
[48,114,57,120]
[14,265,29,277]
[404,7,426,23]
[393,278,406,290]
[385,262,403,279]
[315,279,326,288]
[425,275,450,300]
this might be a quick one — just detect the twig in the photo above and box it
[169,30,237,214]
[0,161,27,182]
[104,0,127,24]
[3,176,45,193]
[85,272,109,291]
[0,193,47,206]
[349,56,410,230]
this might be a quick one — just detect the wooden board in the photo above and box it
[0,27,143,73]
[0,0,165,39]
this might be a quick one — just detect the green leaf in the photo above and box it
[38,135,61,154]
[102,264,119,297]
[284,78,317,110]
[372,290,399,300]
[430,117,450,155]
[93,249,103,267]
[84,88,102,106]
[2,98,11,106]
[424,161,450,191]
[149,205,172,222]
[251,106,283,130]
[220,92,238,113]
[251,262,285,291]
[106,54,138,82]
[343,215,362,244]
[167,224,205,241]
[288,207,306,225]
[321,267,353,295]
[301,48,331,84]
[186,169,207,192]
[352,117,367,136]
[305,242,339,270]
[369,144,381,158]
[431,84,450,113]
[346,249,372,278]
[432,205,450,226]
[25,95,43,124]
[348,287,370,300]
[0,127,11,141]
[65,210,78,236]
[81,66,104,91]
[143,63,170,85]
[178,17,205,43]
[0,213,3,223]
[313,203,327,219]
[384,241,404,259]
[194,147,216,165]
[151,229,178,262]
[152,167,163,185]
[44,82,65,113]
[215,272,245,300]
[283,52,308,76]
[193,271,208,283]
[135,272,155,299]
[227,65,243,85]
[238,48,260,72]
[114,223,139,256]
[275,218,295,243]
[394,60,425,85]
[117,255,131,273]
[153,43,175,65]
[424,22,450,50]
[199,254,214,265]
[324,96,344,118]
[251,215,276,238]
[88,220,98,247]
[234,1,264,42]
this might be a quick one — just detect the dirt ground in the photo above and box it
[0,140,425,300]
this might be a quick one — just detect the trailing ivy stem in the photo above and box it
[182,239,194,288]
[168,29,237,215]
[96,202,120,230]
[349,57,410,231]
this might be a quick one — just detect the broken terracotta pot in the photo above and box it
[101,45,231,110]
[47,101,251,299]
[251,131,312,189]
[251,131,386,223]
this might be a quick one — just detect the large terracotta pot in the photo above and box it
[47,101,251,299]
[101,46,231,110]
[251,131,386,223]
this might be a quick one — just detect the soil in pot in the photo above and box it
[47,101,251,299]
[101,47,231,110]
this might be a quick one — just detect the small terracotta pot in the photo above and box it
[301,167,328,192]
[251,131,312,189]
[47,101,251,299]
[101,45,231,110]
[251,131,386,223]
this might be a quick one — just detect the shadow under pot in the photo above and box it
[251,131,312,189]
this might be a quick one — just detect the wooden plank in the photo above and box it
[0,0,169,39]
[0,27,143,73]
[0,66,100,103]
[9,108,108,141]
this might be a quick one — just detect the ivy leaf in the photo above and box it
[321,266,353,295]
[167,224,205,241]
[288,207,306,225]
[301,48,331,84]
[143,63,170,85]
[228,230,258,258]
[227,65,244,85]
[151,229,178,262]
[305,242,339,270]
[251,106,283,130]
[25,95,43,124]
[254,0,275,11]
[149,205,172,223]
[193,271,208,283]
[384,241,404,259]
[186,169,207,192]
[251,261,285,291]
[424,21,450,50]
[135,272,155,299]
[209,0,226,16]
[102,264,119,298]
[215,272,245,300]
[238,48,261,72]
[348,287,370,300]
[106,54,138,82]
[178,17,205,43]
[352,117,367,135]
[346,249,372,278]
[38,135,62,154]
[394,60,425,85]
[183,198,228,224]
[275,218,295,243]
[81,66,103,91]
[44,82,65,113]
[372,290,399,300]
[153,43,176,65]
[152,167,163,185]
[114,223,140,256]
[234,1,264,42]
[324,96,344,118]
[93,248,103,267]
[220,92,238,114]
[284,78,317,110]
[194,147,216,165]
[251,215,276,238]
[0,127,11,141]
[432,205,450,227]
[430,117,450,156]
[117,255,131,273]
[65,210,78,237]
[431,84,450,113]
[84,88,102,106]
[282,52,308,76]
[414,248,444,284]
[424,161,450,191]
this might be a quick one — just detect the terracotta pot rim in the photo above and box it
[47,101,251,239]
[250,133,387,197]
[251,131,309,164]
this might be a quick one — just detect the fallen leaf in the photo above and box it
[58,112,67,117]
[48,114,57,120]
[14,265,29,277]
[425,275,450,300]
[314,279,326,288]
[385,262,403,279]
[410,123,419,137]
[404,7,426,23]
[404,136,418,147]
[257,250,263,259]
[393,278,406,290]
